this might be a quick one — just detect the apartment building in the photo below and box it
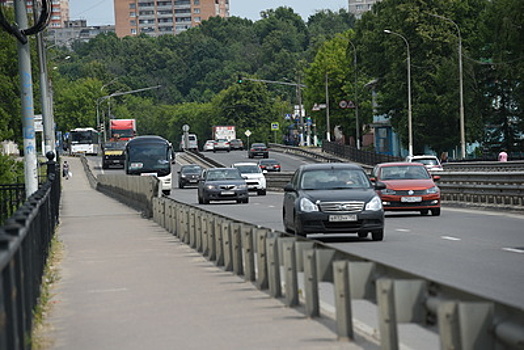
[114,0,229,38]
[0,0,69,28]
[348,0,380,19]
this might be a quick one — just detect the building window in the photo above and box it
[194,8,200,14]
[194,0,200,4]
[129,3,136,9]
[130,12,136,17]
[130,20,136,25]
[131,28,137,34]
[194,16,201,22]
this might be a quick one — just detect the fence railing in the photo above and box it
[0,183,25,225]
[0,160,60,350]
[150,196,524,349]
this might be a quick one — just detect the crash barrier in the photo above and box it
[443,160,524,172]
[152,196,524,349]
[0,160,60,350]
[0,184,25,225]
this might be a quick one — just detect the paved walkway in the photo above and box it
[46,157,371,350]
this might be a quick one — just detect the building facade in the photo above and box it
[0,0,69,28]
[114,0,229,38]
[348,0,380,19]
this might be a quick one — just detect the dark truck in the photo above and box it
[101,141,126,169]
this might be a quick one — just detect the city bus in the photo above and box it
[68,127,100,155]
[124,135,174,195]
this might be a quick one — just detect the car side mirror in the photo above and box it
[374,181,387,190]
[432,175,440,182]
[262,170,268,174]
[283,183,294,192]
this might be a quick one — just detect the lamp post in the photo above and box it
[429,14,465,159]
[346,39,360,149]
[384,29,413,157]
[325,72,330,142]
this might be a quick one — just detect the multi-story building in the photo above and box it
[114,0,229,38]
[46,20,115,48]
[0,0,69,28]
[348,0,380,19]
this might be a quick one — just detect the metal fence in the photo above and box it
[0,161,60,349]
[0,184,25,225]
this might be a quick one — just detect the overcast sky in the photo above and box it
[69,0,349,26]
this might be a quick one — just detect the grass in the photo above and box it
[30,235,64,349]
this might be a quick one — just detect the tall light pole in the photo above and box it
[429,14,465,159]
[347,39,360,149]
[325,72,330,142]
[384,29,413,157]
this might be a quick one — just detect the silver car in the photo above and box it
[198,168,249,204]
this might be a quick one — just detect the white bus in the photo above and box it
[69,127,100,155]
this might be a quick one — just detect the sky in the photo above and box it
[69,0,349,26]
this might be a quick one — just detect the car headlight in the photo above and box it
[237,184,248,190]
[425,186,439,194]
[381,188,396,195]
[300,197,319,212]
[205,185,216,190]
[365,196,383,211]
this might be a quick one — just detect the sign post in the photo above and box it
[244,130,252,150]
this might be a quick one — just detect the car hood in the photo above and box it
[241,173,264,180]
[206,180,245,186]
[381,179,436,190]
[301,188,376,202]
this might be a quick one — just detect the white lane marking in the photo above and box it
[441,236,461,241]
[502,247,524,254]
[395,228,411,232]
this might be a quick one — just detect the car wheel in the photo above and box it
[162,190,171,196]
[179,183,184,189]
[257,189,266,196]
[202,196,209,204]
[358,231,368,239]
[371,230,384,241]
[198,195,203,204]
[431,208,441,216]
[420,209,429,215]
[294,216,306,237]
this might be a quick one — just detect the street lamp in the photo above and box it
[346,39,360,149]
[384,29,413,157]
[429,13,465,159]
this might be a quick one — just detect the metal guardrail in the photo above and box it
[0,161,60,350]
[0,183,25,225]
[151,196,524,349]
[443,160,524,172]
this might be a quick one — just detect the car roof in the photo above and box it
[300,163,363,171]
[408,155,439,160]
[232,162,258,167]
[258,158,278,162]
[377,162,427,167]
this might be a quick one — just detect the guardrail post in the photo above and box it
[334,260,353,341]
[377,278,399,350]
[438,302,494,350]
[232,223,243,277]
[282,238,298,307]
[303,249,319,318]
[184,207,191,244]
[223,221,233,271]
[214,218,224,266]
[172,203,180,238]
[207,216,216,261]
[255,228,269,290]
[243,226,256,282]
[189,208,196,248]
[201,212,209,255]
[267,234,281,298]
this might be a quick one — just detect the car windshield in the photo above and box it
[206,169,242,181]
[380,166,430,180]
[235,165,261,174]
[260,160,278,165]
[412,158,439,166]
[300,169,370,190]
[252,143,266,148]
[182,166,201,174]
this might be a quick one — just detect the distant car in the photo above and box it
[178,164,203,189]
[282,163,386,240]
[248,143,269,158]
[101,141,126,169]
[229,139,244,150]
[258,158,281,172]
[197,168,249,204]
[213,139,230,152]
[371,162,441,216]
[405,155,443,172]
[202,140,215,152]
[231,162,266,195]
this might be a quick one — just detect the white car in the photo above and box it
[202,140,215,152]
[405,155,443,172]
[231,162,266,195]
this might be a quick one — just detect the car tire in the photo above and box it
[243,197,249,204]
[257,189,266,196]
[420,209,429,215]
[179,183,184,189]
[358,231,368,239]
[431,208,441,216]
[371,230,384,241]
[162,190,171,196]
[202,196,209,204]
[198,195,203,204]
[294,216,306,237]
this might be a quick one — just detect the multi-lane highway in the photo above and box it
[94,149,524,310]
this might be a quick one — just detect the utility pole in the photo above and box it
[15,0,38,197]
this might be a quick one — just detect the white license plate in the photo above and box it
[221,191,235,195]
[329,214,357,222]
[401,196,422,203]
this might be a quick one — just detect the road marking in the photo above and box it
[502,247,524,254]
[395,228,411,232]
[441,236,461,241]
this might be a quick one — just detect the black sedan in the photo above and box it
[178,164,203,189]
[248,143,269,158]
[282,163,386,240]
[258,158,281,172]
[197,168,249,204]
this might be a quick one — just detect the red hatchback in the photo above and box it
[371,162,441,216]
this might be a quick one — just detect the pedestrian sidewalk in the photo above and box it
[46,156,371,350]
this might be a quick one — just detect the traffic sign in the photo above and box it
[245,130,252,137]
[271,122,279,130]
[339,100,356,109]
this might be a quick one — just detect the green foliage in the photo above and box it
[0,154,24,183]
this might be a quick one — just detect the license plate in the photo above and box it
[401,196,422,202]
[221,191,235,195]
[329,214,357,222]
